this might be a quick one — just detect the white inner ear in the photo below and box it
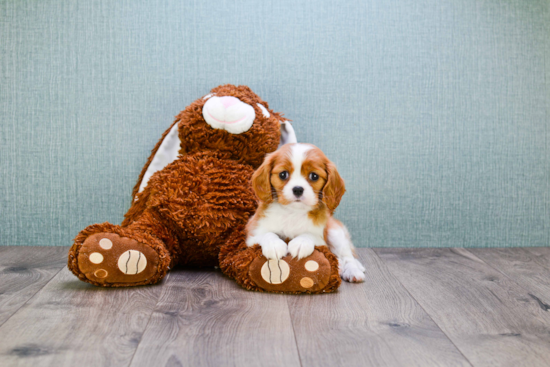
[257,103,270,118]
[279,120,297,148]
[138,122,181,193]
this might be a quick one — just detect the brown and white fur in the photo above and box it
[246,143,366,282]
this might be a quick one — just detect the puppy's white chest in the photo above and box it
[258,203,325,240]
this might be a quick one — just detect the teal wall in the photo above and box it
[1,0,549,247]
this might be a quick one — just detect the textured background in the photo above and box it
[1,0,549,247]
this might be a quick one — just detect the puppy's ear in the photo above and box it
[252,152,276,203]
[322,161,346,212]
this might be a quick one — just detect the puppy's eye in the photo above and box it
[279,171,289,180]
[309,172,319,181]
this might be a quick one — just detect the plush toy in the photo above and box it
[68,84,341,294]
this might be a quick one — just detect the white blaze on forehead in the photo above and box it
[290,144,313,172]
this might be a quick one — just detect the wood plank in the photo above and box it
[375,248,550,367]
[0,267,163,367]
[0,246,68,267]
[129,268,301,367]
[523,247,550,271]
[0,246,68,326]
[470,248,550,305]
[287,248,471,367]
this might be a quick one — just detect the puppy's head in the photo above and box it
[252,143,346,213]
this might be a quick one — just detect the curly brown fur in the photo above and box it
[218,225,264,290]
[147,152,258,266]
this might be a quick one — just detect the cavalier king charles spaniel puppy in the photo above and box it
[246,143,366,282]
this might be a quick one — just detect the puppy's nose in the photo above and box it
[292,186,304,197]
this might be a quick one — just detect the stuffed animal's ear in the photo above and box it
[279,120,297,148]
[251,153,276,203]
[322,161,346,213]
[137,122,181,194]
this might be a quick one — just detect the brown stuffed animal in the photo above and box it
[68,84,341,294]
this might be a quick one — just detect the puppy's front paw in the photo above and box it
[288,235,316,260]
[340,258,366,283]
[259,233,288,260]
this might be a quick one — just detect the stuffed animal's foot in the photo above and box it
[248,248,338,294]
[73,232,164,286]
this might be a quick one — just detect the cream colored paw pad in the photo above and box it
[300,277,314,288]
[118,250,147,275]
[94,269,108,278]
[89,252,104,264]
[99,238,113,250]
[305,260,319,272]
[261,259,290,284]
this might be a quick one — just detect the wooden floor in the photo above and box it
[1,247,550,366]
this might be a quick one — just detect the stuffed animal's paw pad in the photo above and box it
[77,233,160,285]
[249,249,332,293]
[117,250,147,275]
[260,259,290,284]
[304,260,319,271]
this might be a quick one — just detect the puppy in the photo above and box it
[246,143,366,282]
